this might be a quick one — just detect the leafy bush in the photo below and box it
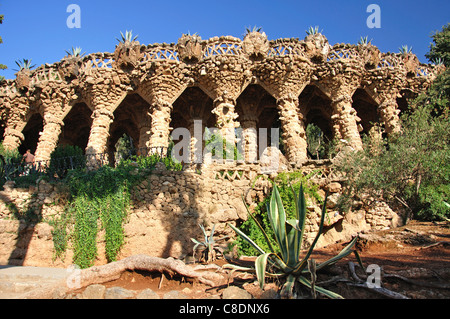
[336,104,450,221]
[48,145,85,179]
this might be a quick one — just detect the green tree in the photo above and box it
[336,105,449,221]
[0,13,6,81]
[426,23,450,67]
[419,23,450,118]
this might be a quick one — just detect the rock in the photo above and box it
[222,286,252,299]
[325,182,342,193]
[136,288,160,299]
[163,290,190,299]
[80,284,106,299]
[104,287,135,299]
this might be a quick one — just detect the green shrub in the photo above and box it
[48,145,85,179]
[336,105,450,221]
[237,172,322,256]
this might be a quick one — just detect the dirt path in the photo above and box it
[97,220,450,299]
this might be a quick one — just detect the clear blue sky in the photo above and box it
[1,0,449,80]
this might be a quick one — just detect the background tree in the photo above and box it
[418,23,450,118]
[336,24,450,222]
[0,13,6,81]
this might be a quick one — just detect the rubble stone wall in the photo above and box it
[0,161,402,267]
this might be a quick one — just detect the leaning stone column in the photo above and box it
[2,128,24,151]
[330,95,363,150]
[189,119,205,165]
[276,96,308,163]
[378,98,401,136]
[148,101,172,156]
[137,117,152,156]
[240,116,259,163]
[34,114,64,163]
[85,108,114,168]
[211,97,239,160]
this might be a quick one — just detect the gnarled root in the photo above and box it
[23,255,224,299]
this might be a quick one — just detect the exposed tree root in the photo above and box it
[347,262,410,299]
[415,241,450,250]
[22,255,224,299]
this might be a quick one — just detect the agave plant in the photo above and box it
[432,57,444,66]
[245,26,262,35]
[65,46,85,58]
[116,30,138,43]
[399,45,413,54]
[358,36,372,46]
[13,59,36,72]
[306,26,321,36]
[228,184,362,299]
[191,224,220,263]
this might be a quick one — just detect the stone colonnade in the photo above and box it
[0,33,441,167]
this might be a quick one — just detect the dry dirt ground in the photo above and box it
[98,220,450,299]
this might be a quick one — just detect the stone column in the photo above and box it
[212,99,239,142]
[212,97,239,161]
[276,96,308,163]
[85,108,114,168]
[187,119,204,165]
[137,116,152,156]
[148,102,172,156]
[330,95,363,150]
[378,98,401,136]
[2,128,24,151]
[241,116,258,163]
[34,114,64,163]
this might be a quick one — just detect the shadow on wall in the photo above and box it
[0,189,43,266]
[127,166,203,259]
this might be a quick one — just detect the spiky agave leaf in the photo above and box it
[13,59,36,72]
[241,195,276,253]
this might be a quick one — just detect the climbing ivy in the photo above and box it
[51,153,182,269]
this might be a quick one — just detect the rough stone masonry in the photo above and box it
[0,30,443,266]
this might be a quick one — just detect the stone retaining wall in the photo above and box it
[0,162,402,267]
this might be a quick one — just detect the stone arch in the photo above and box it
[352,88,380,135]
[59,102,93,152]
[300,85,334,141]
[171,86,214,164]
[397,89,417,115]
[298,85,335,159]
[236,84,279,161]
[108,93,150,160]
[18,112,44,156]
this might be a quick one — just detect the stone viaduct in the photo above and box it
[0,31,443,166]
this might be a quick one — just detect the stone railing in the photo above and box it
[267,38,308,57]
[377,53,403,69]
[1,33,441,95]
[202,36,243,58]
[141,44,180,62]
[327,44,360,62]
[81,52,114,72]
[0,80,17,96]
[30,65,63,85]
